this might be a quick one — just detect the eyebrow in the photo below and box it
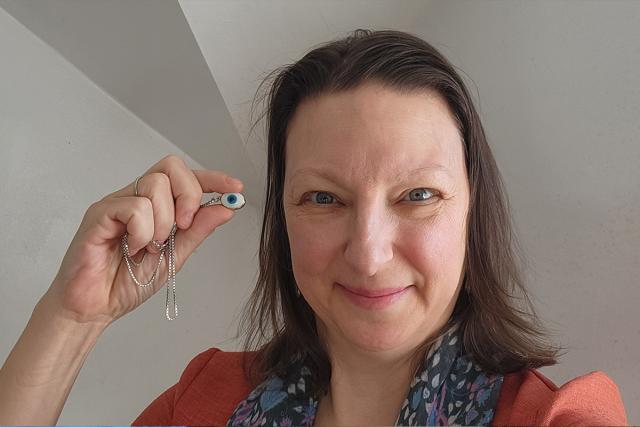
[290,165,453,187]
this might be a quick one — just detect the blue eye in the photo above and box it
[221,192,246,209]
[405,188,435,202]
[306,191,335,205]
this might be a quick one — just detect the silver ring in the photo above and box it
[134,175,144,197]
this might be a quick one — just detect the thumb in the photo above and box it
[173,204,235,266]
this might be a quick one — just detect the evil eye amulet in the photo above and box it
[221,192,246,210]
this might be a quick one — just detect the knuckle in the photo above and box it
[85,200,102,217]
[162,154,185,169]
[135,196,153,213]
[87,200,101,211]
[147,171,170,188]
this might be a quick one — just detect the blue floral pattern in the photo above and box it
[226,323,503,426]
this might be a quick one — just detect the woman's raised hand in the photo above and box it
[45,154,244,325]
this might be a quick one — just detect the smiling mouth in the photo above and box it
[336,283,411,310]
[336,283,410,298]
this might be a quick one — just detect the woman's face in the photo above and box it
[282,81,470,355]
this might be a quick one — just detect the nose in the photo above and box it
[342,201,395,277]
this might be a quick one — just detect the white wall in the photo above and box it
[0,7,260,424]
[0,0,262,205]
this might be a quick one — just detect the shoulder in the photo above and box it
[176,347,255,388]
[493,368,628,426]
[172,347,258,426]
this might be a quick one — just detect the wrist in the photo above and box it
[34,289,112,336]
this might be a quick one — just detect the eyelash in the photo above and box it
[300,188,439,206]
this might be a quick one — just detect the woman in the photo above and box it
[0,29,628,426]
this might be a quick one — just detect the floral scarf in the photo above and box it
[226,323,504,426]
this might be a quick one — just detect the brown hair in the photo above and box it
[236,29,564,396]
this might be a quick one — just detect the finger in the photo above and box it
[105,164,244,201]
[87,196,154,257]
[145,157,243,230]
[191,169,244,194]
[101,155,244,231]
[144,166,244,231]
[141,156,202,230]
[101,157,200,230]
[134,173,175,254]
[172,204,236,269]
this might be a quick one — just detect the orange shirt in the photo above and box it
[131,347,628,426]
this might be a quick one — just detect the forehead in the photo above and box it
[285,82,464,181]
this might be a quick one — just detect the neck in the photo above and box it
[314,322,423,426]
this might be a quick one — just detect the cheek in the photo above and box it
[285,215,338,279]
[401,211,467,284]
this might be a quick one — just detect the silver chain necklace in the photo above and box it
[120,191,246,320]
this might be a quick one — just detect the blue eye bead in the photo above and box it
[221,192,246,210]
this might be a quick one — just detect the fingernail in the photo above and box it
[226,176,242,185]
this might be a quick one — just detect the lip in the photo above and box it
[336,283,411,310]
